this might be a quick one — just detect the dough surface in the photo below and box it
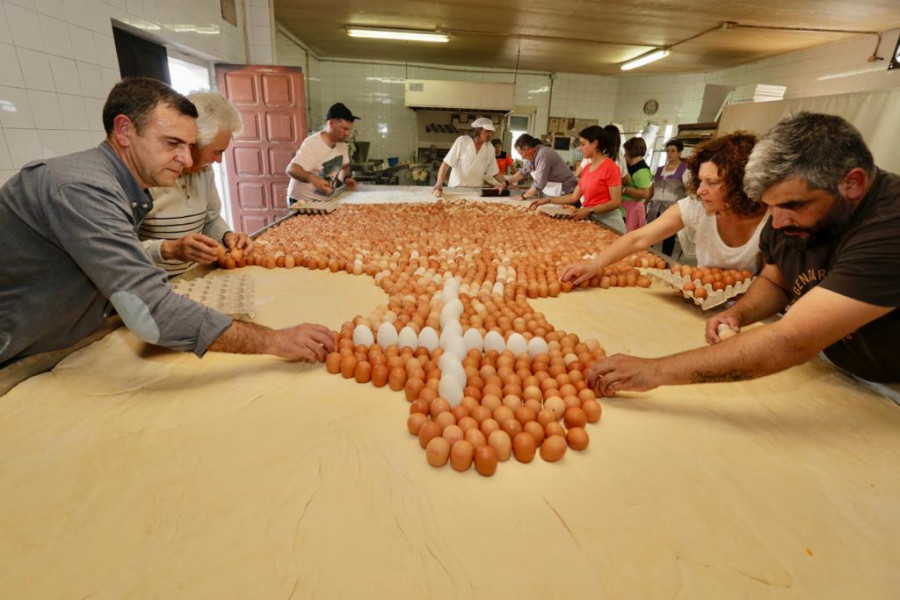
[1,260,899,599]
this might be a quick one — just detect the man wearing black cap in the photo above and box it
[286,102,359,204]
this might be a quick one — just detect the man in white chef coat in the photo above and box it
[432,117,502,196]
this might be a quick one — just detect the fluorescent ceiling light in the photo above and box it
[346,27,449,43]
[621,48,670,71]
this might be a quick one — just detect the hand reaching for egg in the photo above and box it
[224,231,254,255]
[587,354,659,397]
[559,261,598,287]
[162,233,221,265]
[271,323,336,362]
[705,312,743,345]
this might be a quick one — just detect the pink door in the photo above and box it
[215,64,306,234]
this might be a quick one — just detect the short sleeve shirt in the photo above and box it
[579,157,620,208]
[678,197,766,273]
[760,169,900,382]
[286,132,349,203]
[443,136,499,187]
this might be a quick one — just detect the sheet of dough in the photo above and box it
[1,266,898,599]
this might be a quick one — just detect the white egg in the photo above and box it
[440,321,463,345]
[438,352,460,372]
[441,287,459,304]
[564,353,578,365]
[527,336,549,358]
[439,374,464,407]
[418,327,439,352]
[442,359,467,389]
[397,327,418,350]
[439,303,461,328]
[506,332,527,357]
[462,328,483,353]
[443,335,466,360]
[377,322,398,348]
[491,282,504,296]
[484,331,505,354]
[352,324,374,347]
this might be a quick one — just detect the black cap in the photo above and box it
[326,102,360,122]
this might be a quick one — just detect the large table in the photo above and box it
[1,190,898,598]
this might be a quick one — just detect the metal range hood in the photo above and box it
[404,79,515,112]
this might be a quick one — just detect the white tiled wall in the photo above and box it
[0,0,251,186]
[276,27,898,164]
[614,29,900,131]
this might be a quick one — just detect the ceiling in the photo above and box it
[274,0,900,75]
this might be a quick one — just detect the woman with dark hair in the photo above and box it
[530,125,625,233]
[647,138,689,255]
[561,131,769,285]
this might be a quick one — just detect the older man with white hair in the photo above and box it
[142,92,253,277]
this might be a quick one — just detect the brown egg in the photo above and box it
[524,398,543,414]
[404,378,425,402]
[512,432,537,463]
[545,422,566,438]
[435,411,456,430]
[492,406,514,424]
[582,399,602,423]
[340,355,358,379]
[566,427,590,451]
[515,406,537,425]
[430,397,451,419]
[418,421,442,449]
[474,445,499,476]
[450,440,475,471]
[480,418,500,438]
[540,435,567,462]
[457,416,478,433]
[371,364,390,388]
[564,407,588,429]
[523,420,545,445]
[407,413,428,436]
[500,418,523,439]
[537,408,557,427]
[471,405,492,425]
[426,437,451,467]
[544,396,566,420]
[388,367,407,391]
[442,424,464,445]
[465,428,487,449]
[480,394,502,412]
[487,430,512,461]
[409,398,430,416]
[325,352,342,374]
[450,404,470,423]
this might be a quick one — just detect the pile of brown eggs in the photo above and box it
[326,334,604,476]
[228,201,668,476]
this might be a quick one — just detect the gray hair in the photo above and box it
[744,112,875,202]
[186,92,242,146]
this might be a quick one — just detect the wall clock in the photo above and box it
[643,99,659,116]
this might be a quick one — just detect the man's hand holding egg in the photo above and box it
[161,233,221,265]
[587,354,659,397]
[705,312,742,345]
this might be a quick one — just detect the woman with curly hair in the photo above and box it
[560,132,768,285]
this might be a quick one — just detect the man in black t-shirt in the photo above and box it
[584,113,899,394]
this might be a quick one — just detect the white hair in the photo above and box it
[186,92,242,146]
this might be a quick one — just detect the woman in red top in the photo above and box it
[530,126,625,233]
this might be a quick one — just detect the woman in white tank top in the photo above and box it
[561,132,768,285]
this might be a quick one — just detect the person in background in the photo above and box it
[620,137,654,231]
[647,138,690,255]
[0,78,335,365]
[561,131,765,285]
[142,92,253,278]
[500,134,579,201]
[492,139,514,176]
[286,102,359,205]
[588,112,899,394]
[529,126,624,233]
[432,117,502,196]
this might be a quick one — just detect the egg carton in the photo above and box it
[538,205,573,219]
[641,268,755,311]
[170,273,255,318]
[290,199,341,215]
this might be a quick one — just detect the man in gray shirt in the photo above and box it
[0,78,334,365]
[500,134,579,200]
